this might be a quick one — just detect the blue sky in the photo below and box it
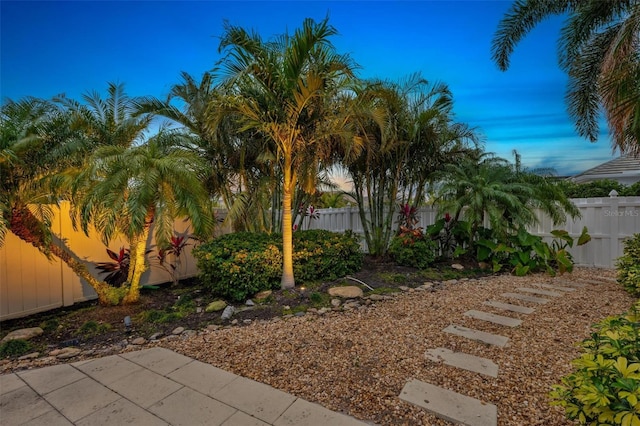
[0,1,621,176]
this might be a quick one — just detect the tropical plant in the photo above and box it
[215,17,361,288]
[345,73,479,256]
[388,229,438,269]
[72,133,215,304]
[476,226,591,276]
[95,247,130,286]
[0,97,119,303]
[550,301,640,425]
[436,152,580,245]
[492,0,640,156]
[156,228,194,286]
[617,233,640,295]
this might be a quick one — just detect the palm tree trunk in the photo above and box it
[123,216,152,304]
[9,205,116,305]
[281,154,295,289]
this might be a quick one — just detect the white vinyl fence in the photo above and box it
[1,198,638,321]
[307,197,640,268]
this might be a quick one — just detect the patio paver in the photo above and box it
[443,324,509,347]
[1,348,366,426]
[516,287,562,297]
[501,292,550,304]
[483,300,535,314]
[464,310,522,327]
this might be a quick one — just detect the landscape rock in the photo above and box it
[196,307,203,313]
[331,299,342,307]
[254,290,272,300]
[131,337,146,345]
[294,311,306,317]
[18,352,39,360]
[182,330,197,338]
[328,286,363,298]
[245,299,255,306]
[221,305,236,320]
[399,286,410,291]
[243,319,252,324]
[368,294,386,301]
[149,332,164,340]
[172,327,185,335]
[451,263,464,270]
[206,300,227,312]
[206,324,221,331]
[317,307,329,315]
[56,347,81,359]
[1,327,43,343]
[231,319,239,325]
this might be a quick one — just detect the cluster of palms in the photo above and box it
[3,7,633,305]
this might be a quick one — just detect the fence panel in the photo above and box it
[1,197,638,320]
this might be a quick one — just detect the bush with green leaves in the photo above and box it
[550,301,640,425]
[193,230,363,301]
[0,339,33,358]
[476,226,591,276]
[617,234,640,296]
[388,229,438,269]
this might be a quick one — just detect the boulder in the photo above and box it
[330,299,342,307]
[221,305,236,320]
[254,290,272,300]
[172,327,185,335]
[451,263,464,270]
[1,327,43,343]
[205,300,227,313]
[56,347,81,359]
[328,286,363,299]
[131,337,146,345]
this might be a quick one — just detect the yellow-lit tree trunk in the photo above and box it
[281,153,295,289]
[123,213,153,304]
[9,205,119,305]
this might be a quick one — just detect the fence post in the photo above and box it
[609,192,620,268]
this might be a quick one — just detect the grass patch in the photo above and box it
[40,318,60,333]
[138,309,184,324]
[377,273,408,284]
[0,339,33,358]
[308,291,330,308]
[75,320,112,337]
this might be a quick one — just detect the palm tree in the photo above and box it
[345,74,478,255]
[436,153,579,244]
[492,0,640,156]
[0,97,118,302]
[215,17,360,288]
[73,132,215,304]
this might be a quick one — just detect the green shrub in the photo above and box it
[75,320,112,337]
[617,234,640,296]
[550,302,640,425]
[0,339,33,358]
[193,230,363,302]
[388,230,438,269]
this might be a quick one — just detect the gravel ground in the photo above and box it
[159,267,634,426]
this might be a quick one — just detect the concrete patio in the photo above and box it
[0,347,366,425]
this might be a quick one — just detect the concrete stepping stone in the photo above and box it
[598,277,617,283]
[516,287,562,297]
[464,310,522,327]
[553,279,587,288]
[532,283,576,292]
[483,300,534,314]
[399,379,497,426]
[577,279,608,285]
[443,324,509,347]
[425,347,498,378]
[501,292,549,304]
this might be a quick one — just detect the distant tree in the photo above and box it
[492,0,640,156]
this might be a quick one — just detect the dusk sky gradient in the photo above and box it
[0,1,623,176]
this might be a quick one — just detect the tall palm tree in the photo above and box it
[345,74,478,255]
[0,97,118,302]
[216,17,361,288]
[73,133,215,304]
[492,0,640,156]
